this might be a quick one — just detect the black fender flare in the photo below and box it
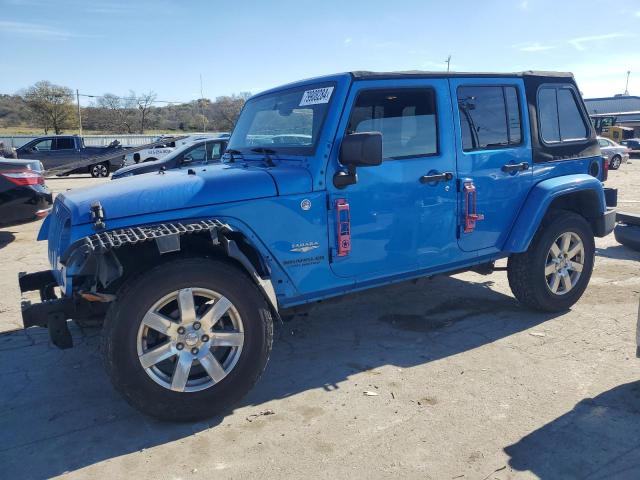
[61,220,280,318]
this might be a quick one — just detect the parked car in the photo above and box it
[597,136,630,170]
[0,159,52,227]
[19,70,616,421]
[123,134,229,166]
[16,135,124,177]
[619,138,640,157]
[113,138,227,179]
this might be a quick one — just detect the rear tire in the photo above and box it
[101,257,273,421]
[610,155,622,170]
[507,210,595,312]
[90,162,110,178]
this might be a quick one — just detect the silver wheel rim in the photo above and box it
[613,157,621,168]
[136,288,244,392]
[545,232,585,295]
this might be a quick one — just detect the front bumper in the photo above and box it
[19,270,108,349]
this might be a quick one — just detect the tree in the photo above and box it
[21,81,75,134]
[209,93,249,131]
[96,93,137,133]
[136,91,156,133]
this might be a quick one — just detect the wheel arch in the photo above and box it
[503,174,606,253]
[61,220,282,320]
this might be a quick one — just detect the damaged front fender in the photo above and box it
[60,219,280,315]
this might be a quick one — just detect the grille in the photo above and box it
[47,198,71,285]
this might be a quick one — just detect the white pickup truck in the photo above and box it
[123,134,228,166]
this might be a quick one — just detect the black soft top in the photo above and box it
[350,70,574,81]
[351,70,597,163]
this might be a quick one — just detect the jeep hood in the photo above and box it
[60,163,311,225]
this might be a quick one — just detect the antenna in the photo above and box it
[624,70,631,95]
[445,55,452,72]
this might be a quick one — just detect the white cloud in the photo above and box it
[343,37,352,46]
[513,42,555,52]
[519,0,529,10]
[568,33,633,51]
[0,20,88,38]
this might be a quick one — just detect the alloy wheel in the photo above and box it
[544,232,585,295]
[136,288,244,392]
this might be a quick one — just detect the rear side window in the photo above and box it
[537,86,589,143]
[54,138,75,150]
[457,85,522,151]
[347,88,438,159]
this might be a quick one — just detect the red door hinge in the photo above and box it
[463,181,484,233]
[335,198,351,256]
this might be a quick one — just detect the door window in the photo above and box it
[537,86,589,143]
[182,144,207,163]
[346,88,438,159]
[53,137,75,150]
[598,138,610,147]
[457,85,522,151]
[208,142,222,159]
[32,139,52,151]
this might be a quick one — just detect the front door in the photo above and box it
[449,78,533,252]
[327,79,459,279]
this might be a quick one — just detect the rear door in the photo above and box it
[48,137,79,168]
[449,78,532,252]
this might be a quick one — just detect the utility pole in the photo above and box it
[76,89,83,136]
[445,55,452,72]
[624,70,631,96]
[199,74,206,132]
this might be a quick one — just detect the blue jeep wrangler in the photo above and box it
[19,71,616,421]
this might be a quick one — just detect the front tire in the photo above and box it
[102,257,273,421]
[507,210,595,312]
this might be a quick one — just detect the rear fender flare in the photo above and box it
[503,174,605,253]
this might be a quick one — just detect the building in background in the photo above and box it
[585,95,640,141]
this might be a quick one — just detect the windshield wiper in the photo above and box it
[250,147,276,167]
[224,148,244,163]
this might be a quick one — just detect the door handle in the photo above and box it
[501,162,529,173]
[419,171,454,184]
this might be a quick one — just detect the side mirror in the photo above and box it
[339,132,383,167]
[334,132,383,189]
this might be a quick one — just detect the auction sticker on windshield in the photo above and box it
[300,87,334,106]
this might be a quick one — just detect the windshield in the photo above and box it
[227,83,335,156]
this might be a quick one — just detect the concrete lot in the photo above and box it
[1,166,639,480]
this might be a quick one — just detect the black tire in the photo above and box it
[507,210,595,312]
[101,257,273,421]
[609,155,622,170]
[90,162,110,178]
[144,157,157,163]
[614,224,640,252]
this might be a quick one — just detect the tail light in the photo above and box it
[0,169,44,186]
[601,156,609,181]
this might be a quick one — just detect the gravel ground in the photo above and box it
[0,165,639,480]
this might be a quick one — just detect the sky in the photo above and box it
[1,0,639,104]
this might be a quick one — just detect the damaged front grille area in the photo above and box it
[80,220,230,253]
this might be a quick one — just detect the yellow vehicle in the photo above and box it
[601,125,634,142]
